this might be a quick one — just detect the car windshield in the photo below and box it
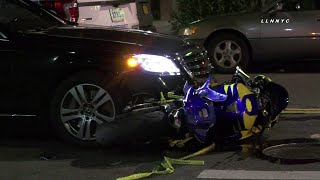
[0,0,76,31]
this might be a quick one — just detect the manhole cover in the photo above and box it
[263,143,320,161]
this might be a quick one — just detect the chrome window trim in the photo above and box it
[0,114,36,117]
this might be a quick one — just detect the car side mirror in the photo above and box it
[268,2,283,16]
[268,9,277,16]
[209,65,215,75]
[295,2,301,10]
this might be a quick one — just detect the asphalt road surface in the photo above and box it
[1,61,320,180]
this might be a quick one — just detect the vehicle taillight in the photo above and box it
[63,0,79,22]
[40,0,79,22]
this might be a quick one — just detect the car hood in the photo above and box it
[44,25,191,53]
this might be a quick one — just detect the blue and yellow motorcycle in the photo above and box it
[96,67,289,146]
[165,66,289,145]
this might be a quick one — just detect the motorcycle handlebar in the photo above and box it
[233,66,252,85]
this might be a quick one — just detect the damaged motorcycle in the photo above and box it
[96,66,289,147]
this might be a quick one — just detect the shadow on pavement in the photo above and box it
[0,117,166,165]
[0,130,168,169]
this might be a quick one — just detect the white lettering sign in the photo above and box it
[261,19,290,24]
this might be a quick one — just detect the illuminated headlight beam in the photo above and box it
[132,54,181,75]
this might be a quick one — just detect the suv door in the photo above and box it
[297,0,320,58]
[0,27,14,112]
[0,0,65,114]
[259,0,320,60]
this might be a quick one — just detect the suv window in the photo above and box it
[313,0,320,9]
[0,0,63,31]
[281,0,320,11]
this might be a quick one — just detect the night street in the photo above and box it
[1,62,320,180]
[2,0,320,179]
[0,115,319,180]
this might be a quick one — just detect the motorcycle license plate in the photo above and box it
[110,8,125,22]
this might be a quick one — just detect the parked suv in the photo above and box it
[32,0,140,29]
[179,0,320,73]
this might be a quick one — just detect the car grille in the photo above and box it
[182,50,211,79]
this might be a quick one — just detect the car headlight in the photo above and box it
[179,27,198,36]
[127,54,181,75]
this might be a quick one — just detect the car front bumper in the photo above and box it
[187,39,205,48]
[119,70,186,97]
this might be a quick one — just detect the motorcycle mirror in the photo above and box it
[209,65,215,75]
[183,81,194,95]
[236,66,250,79]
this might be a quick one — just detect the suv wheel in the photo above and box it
[50,72,121,147]
[208,33,249,73]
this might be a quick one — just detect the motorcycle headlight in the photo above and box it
[128,54,181,75]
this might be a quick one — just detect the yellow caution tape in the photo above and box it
[116,143,215,180]
[167,92,184,99]
[160,92,166,102]
[169,137,194,148]
[180,144,215,160]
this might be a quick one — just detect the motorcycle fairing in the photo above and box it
[214,83,260,141]
[182,76,228,143]
[196,77,228,102]
[183,86,216,125]
[183,75,228,103]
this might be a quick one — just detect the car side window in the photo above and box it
[0,0,60,31]
[297,0,320,10]
[280,0,302,11]
[280,0,320,11]
[312,0,320,9]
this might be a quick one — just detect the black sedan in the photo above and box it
[0,0,209,146]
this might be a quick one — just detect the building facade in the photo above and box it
[151,0,177,20]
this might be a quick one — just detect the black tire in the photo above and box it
[207,33,250,74]
[50,71,123,147]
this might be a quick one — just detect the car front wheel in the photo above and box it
[50,72,121,147]
[207,33,249,73]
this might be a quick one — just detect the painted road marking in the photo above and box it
[197,170,320,179]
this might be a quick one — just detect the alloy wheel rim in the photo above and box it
[213,40,242,68]
[60,84,115,141]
